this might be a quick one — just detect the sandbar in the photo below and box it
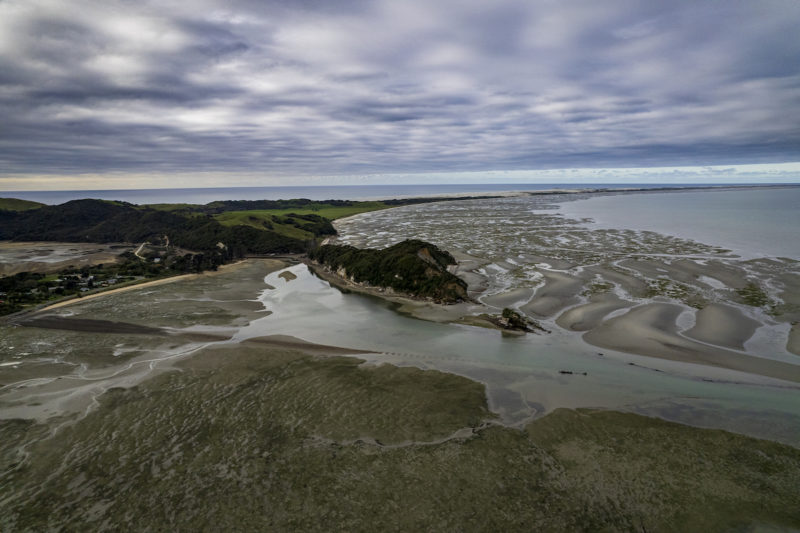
[520,271,583,317]
[683,303,761,350]
[556,293,632,331]
[583,303,800,383]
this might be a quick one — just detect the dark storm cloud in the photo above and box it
[0,0,799,183]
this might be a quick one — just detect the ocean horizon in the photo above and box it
[2,182,796,205]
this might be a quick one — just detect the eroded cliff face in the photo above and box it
[309,240,468,303]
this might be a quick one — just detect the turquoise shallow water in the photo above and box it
[558,186,800,259]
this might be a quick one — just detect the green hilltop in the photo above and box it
[0,198,46,212]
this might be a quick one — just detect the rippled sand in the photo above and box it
[333,192,800,368]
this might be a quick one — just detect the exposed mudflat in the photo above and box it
[333,192,800,379]
[3,337,799,532]
[684,303,762,350]
[2,190,800,531]
[0,241,133,275]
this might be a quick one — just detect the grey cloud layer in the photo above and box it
[1,0,799,178]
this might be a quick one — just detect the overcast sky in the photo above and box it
[1,0,799,189]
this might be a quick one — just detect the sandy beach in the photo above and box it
[36,260,249,312]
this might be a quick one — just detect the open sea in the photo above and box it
[558,185,800,259]
[1,182,739,205]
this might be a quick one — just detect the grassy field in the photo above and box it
[2,340,799,532]
[0,198,45,211]
[215,202,386,222]
[214,202,389,239]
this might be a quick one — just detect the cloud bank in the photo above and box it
[1,0,799,187]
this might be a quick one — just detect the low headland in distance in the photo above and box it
[2,183,800,531]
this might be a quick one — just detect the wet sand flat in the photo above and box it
[556,293,632,331]
[789,324,800,356]
[243,335,374,356]
[520,271,583,317]
[0,241,133,276]
[683,303,761,350]
[482,287,535,309]
[583,303,800,383]
[3,341,800,532]
[582,265,650,298]
[333,192,800,372]
[15,315,167,335]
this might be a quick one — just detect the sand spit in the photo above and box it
[242,335,374,356]
[583,303,800,383]
[683,303,761,350]
[556,293,632,331]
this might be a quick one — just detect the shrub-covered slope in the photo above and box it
[0,199,310,257]
[310,239,468,303]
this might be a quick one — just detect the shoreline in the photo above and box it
[310,255,800,384]
[303,259,482,323]
[33,260,249,313]
[0,259,289,423]
[4,250,800,454]
[327,191,800,383]
[5,182,798,207]
[325,182,800,226]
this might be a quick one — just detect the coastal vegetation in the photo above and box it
[0,250,225,315]
[309,239,469,303]
[736,282,771,307]
[0,195,503,254]
[0,195,500,314]
[0,198,45,211]
[0,199,311,256]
